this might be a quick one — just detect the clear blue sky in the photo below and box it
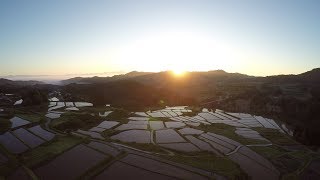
[0,0,319,77]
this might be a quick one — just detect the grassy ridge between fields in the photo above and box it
[22,135,84,168]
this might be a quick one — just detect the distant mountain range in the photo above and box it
[1,68,320,145]
[60,68,320,101]
[0,78,43,86]
[61,71,154,85]
[62,68,320,85]
[60,68,320,145]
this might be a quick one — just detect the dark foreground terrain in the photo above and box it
[60,68,320,146]
[0,69,320,179]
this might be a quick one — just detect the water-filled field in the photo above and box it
[35,144,107,180]
[28,125,55,141]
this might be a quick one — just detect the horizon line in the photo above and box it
[1,68,319,81]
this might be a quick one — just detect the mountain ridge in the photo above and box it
[0,78,43,86]
[61,68,320,85]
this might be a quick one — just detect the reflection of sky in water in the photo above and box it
[10,117,30,128]
[0,132,29,154]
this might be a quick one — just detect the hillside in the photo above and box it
[61,68,320,102]
[61,68,320,146]
[0,78,43,86]
[2,69,320,145]
[61,80,196,110]
[0,69,319,180]
[61,71,153,85]
[62,70,253,101]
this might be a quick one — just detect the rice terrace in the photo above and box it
[1,91,319,179]
[1,0,320,179]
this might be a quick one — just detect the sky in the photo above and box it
[0,0,320,78]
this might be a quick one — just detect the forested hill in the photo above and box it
[0,78,43,86]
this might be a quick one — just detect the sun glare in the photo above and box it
[172,69,185,76]
[114,31,237,73]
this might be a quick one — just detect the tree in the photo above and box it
[21,88,48,106]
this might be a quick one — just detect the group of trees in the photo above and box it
[21,87,48,106]
[209,83,320,146]
[62,80,196,110]
[51,112,101,131]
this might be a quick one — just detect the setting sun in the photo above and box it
[172,69,186,76]
[113,31,238,73]
[0,1,319,178]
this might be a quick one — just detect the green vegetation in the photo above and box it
[113,141,167,154]
[139,106,166,112]
[181,111,199,117]
[254,127,298,145]
[23,165,39,180]
[106,108,130,124]
[188,106,202,112]
[250,146,287,160]
[22,135,84,168]
[159,153,248,179]
[101,129,120,140]
[79,147,126,179]
[182,106,202,116]
[21,88,48,106]
[273,154,304,175]
[148,117,159,121]
[285,150,318,179]
[63,80,196,110]
[80,106,133,123]
[288,150,313,160]
[50,112,102,131]
[0,153,19,177]
[195,123,267,145]
[78,154,113,179]
[16,113,45,123]
[250,146,318,179]
[281,173,300,180]
[1,69,319,179]
[79,106,111,114]
[148,117,171,122]
[0,118,11,133]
